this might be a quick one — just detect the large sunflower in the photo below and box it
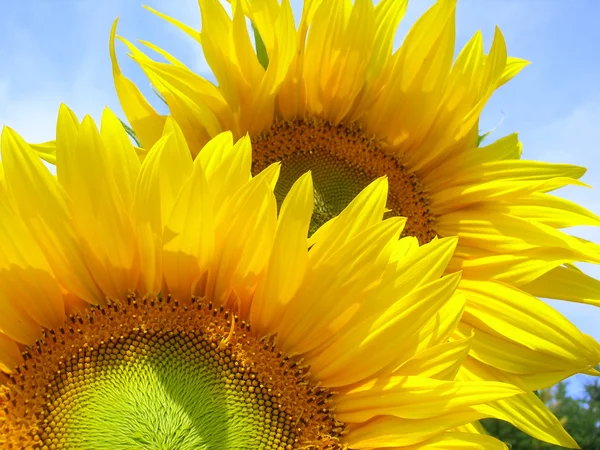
[0,106,525,448]
[100,0,600,446]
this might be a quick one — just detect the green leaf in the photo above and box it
[252,22,269,70]
[152,86,168,106]
[477,131,491,146]
[119,119,142,147]
[478,114,505,146]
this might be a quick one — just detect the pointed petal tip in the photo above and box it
[369,175,389,191]
[218,130,233,141]
[444,235,459,248]
[296,170,313,185]
[109,19,122,73]
[1,126,22,147]
[445,269,463,286]
[79,114,98,130]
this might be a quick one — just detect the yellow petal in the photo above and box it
[143,6,202,46]
[58,115,140,299]
[206,171,277,310]
[137,40,188,68]
[315,237,462,374]
[302,0,349,115]
[394,335,473,381]
[334,375,522,423]
[368,0,456,148]
[365,0,408,81]
[460,358,579,448]
[244,0,296,134]
[277,217,405,356]
[132,120,195,296]
[232,194,278,308]
[249,160,281,191]
[401,432,509,450]
[451,421,487,435]
[127,48,226,150]
[131,135,173,295]
[162,154,214,301]
[100,107,141,210]
[401,293,466,363]
[444,160,586,187]
[425,134,522,189]
[55,104,80,185]
[521,263,600,306]
[498,56,530,87]
[30,140,57,165]
[490,193,600,228]
[198,0,262,108]
[198,132,252,216]
[0,279,42,346]
[456,27,508,140]
[309,176,388,267]
[391,236,459,296]
[1,126,102,304]
[156,118,195,225]
[447,244,572,286]
[460,280,599,368]
[251,172,313,335]
[437,209,600,263]
[110,19,165,149]
[0,332,23,373]
[430,178,587,215]
[344,410,489,448]
[456,323,587,382]
[388,235,419,263]
[241,0,280,52]
[394,0,456,92]
[0,198,64,334]
[304,0,375,122]
[308,272,461,386]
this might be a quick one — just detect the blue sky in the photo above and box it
[1,1,599,392]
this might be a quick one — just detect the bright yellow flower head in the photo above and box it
[102,0,600,447]
[0,106,524,448]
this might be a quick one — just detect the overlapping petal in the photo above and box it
[0,107,524,448]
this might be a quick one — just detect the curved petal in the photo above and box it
[1,126,103,304]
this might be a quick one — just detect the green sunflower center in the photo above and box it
[251,117,437,242]
[43,331,290,449]
[1,297,343,449]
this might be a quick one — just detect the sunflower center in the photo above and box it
[1,296,343,449]
[251,117,437,242]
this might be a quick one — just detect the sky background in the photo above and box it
[1,0,599,393]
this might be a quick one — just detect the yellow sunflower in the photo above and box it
[97,0,600,446]
[0,105,525,448]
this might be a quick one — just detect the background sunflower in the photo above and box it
[104,1,599,446]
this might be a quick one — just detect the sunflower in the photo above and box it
[96,0,600,446]
[0,105,526,448]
